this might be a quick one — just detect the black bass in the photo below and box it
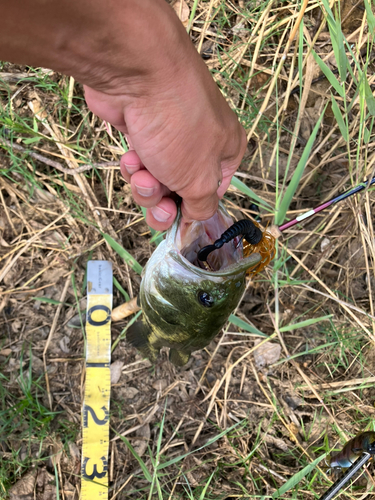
[127,203,261,366]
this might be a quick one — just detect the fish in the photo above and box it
[329,431,375,468]
[126,202,261,366]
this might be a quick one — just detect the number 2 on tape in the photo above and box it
[81,261,112,500]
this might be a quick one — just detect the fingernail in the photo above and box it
[134,184,154,197]
[124,163,139,174]
[151,206,172,222]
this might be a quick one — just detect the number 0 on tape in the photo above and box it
[81,261,113,499]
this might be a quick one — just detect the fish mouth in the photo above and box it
[173,204,261,276]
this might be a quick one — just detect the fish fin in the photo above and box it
[169,349,190,367]
[126,320,158,362]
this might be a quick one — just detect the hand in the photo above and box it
[85,74,246,231]
[0,0,246,231]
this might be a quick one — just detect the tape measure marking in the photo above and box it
[81,261,112,500]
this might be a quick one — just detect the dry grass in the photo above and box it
[1,0,375,498]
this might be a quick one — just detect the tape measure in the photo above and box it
[81,261,113,499]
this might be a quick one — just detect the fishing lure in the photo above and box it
[320,452,372,500]
[198,174,375,276]
[328,431,375,469]
[197,219,262,261]
[242,221,276,275]
[198,217,276,275]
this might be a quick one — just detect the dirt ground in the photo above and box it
[1,0,375,499]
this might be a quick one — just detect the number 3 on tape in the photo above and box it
[81,261,112,499]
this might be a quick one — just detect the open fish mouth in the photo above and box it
[174,205,259,275]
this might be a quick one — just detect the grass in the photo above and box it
[0,351,79,496]
[1,0,375,498]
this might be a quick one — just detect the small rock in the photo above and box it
[253,340,281,369]
[121,387,139,399]
[152,379,168,392]
[31,356,44,375]
[321,237,330,252]
[110,360,124,384]
[59,336,70,353]
[133,424,151,457]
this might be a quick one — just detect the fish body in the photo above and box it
[127,203,261,366]
[329,431,375,468]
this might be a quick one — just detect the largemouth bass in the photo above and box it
[127,203,261,366]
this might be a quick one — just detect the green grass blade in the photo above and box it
[112,309,143,352]
[275,105,327,225]
[156,401,167,457]
[187,0,199,33]
[331,95,349,141]
[53,463,60,500]
[229,314,268,337]
[102,233,143,275]
[22,137,41,144]
[320,0,335,22]
[364,127,371,143]
[117,434,152,483]
[157,422,240,470]
[364,0,375,33]
[279,314,332,332]
[199,471,215,500]
[149,231,165,245]
[113,277,130,302]
[272,341,338,366]
[364,77,375,116]
[231,176,273,210]
[320,0,348,83]
[311,50,344,97]
[343,39,361,80]
[334,18,348,83]
[272,453,326,498]
[32,297,71,306]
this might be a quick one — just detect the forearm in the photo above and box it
[1,0,193,92]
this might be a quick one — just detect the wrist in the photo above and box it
[70,0,195,96]
[1,0,193,97]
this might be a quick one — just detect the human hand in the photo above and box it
[82,1,246,231]
[85,73,246,231]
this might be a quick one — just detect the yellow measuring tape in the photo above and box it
[81,261,112,500]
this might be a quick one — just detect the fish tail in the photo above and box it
[169,349,190,367]
[126,319,159,362]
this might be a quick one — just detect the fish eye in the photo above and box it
[198,291,214,307]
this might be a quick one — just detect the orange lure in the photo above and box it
[243,221,276,276]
